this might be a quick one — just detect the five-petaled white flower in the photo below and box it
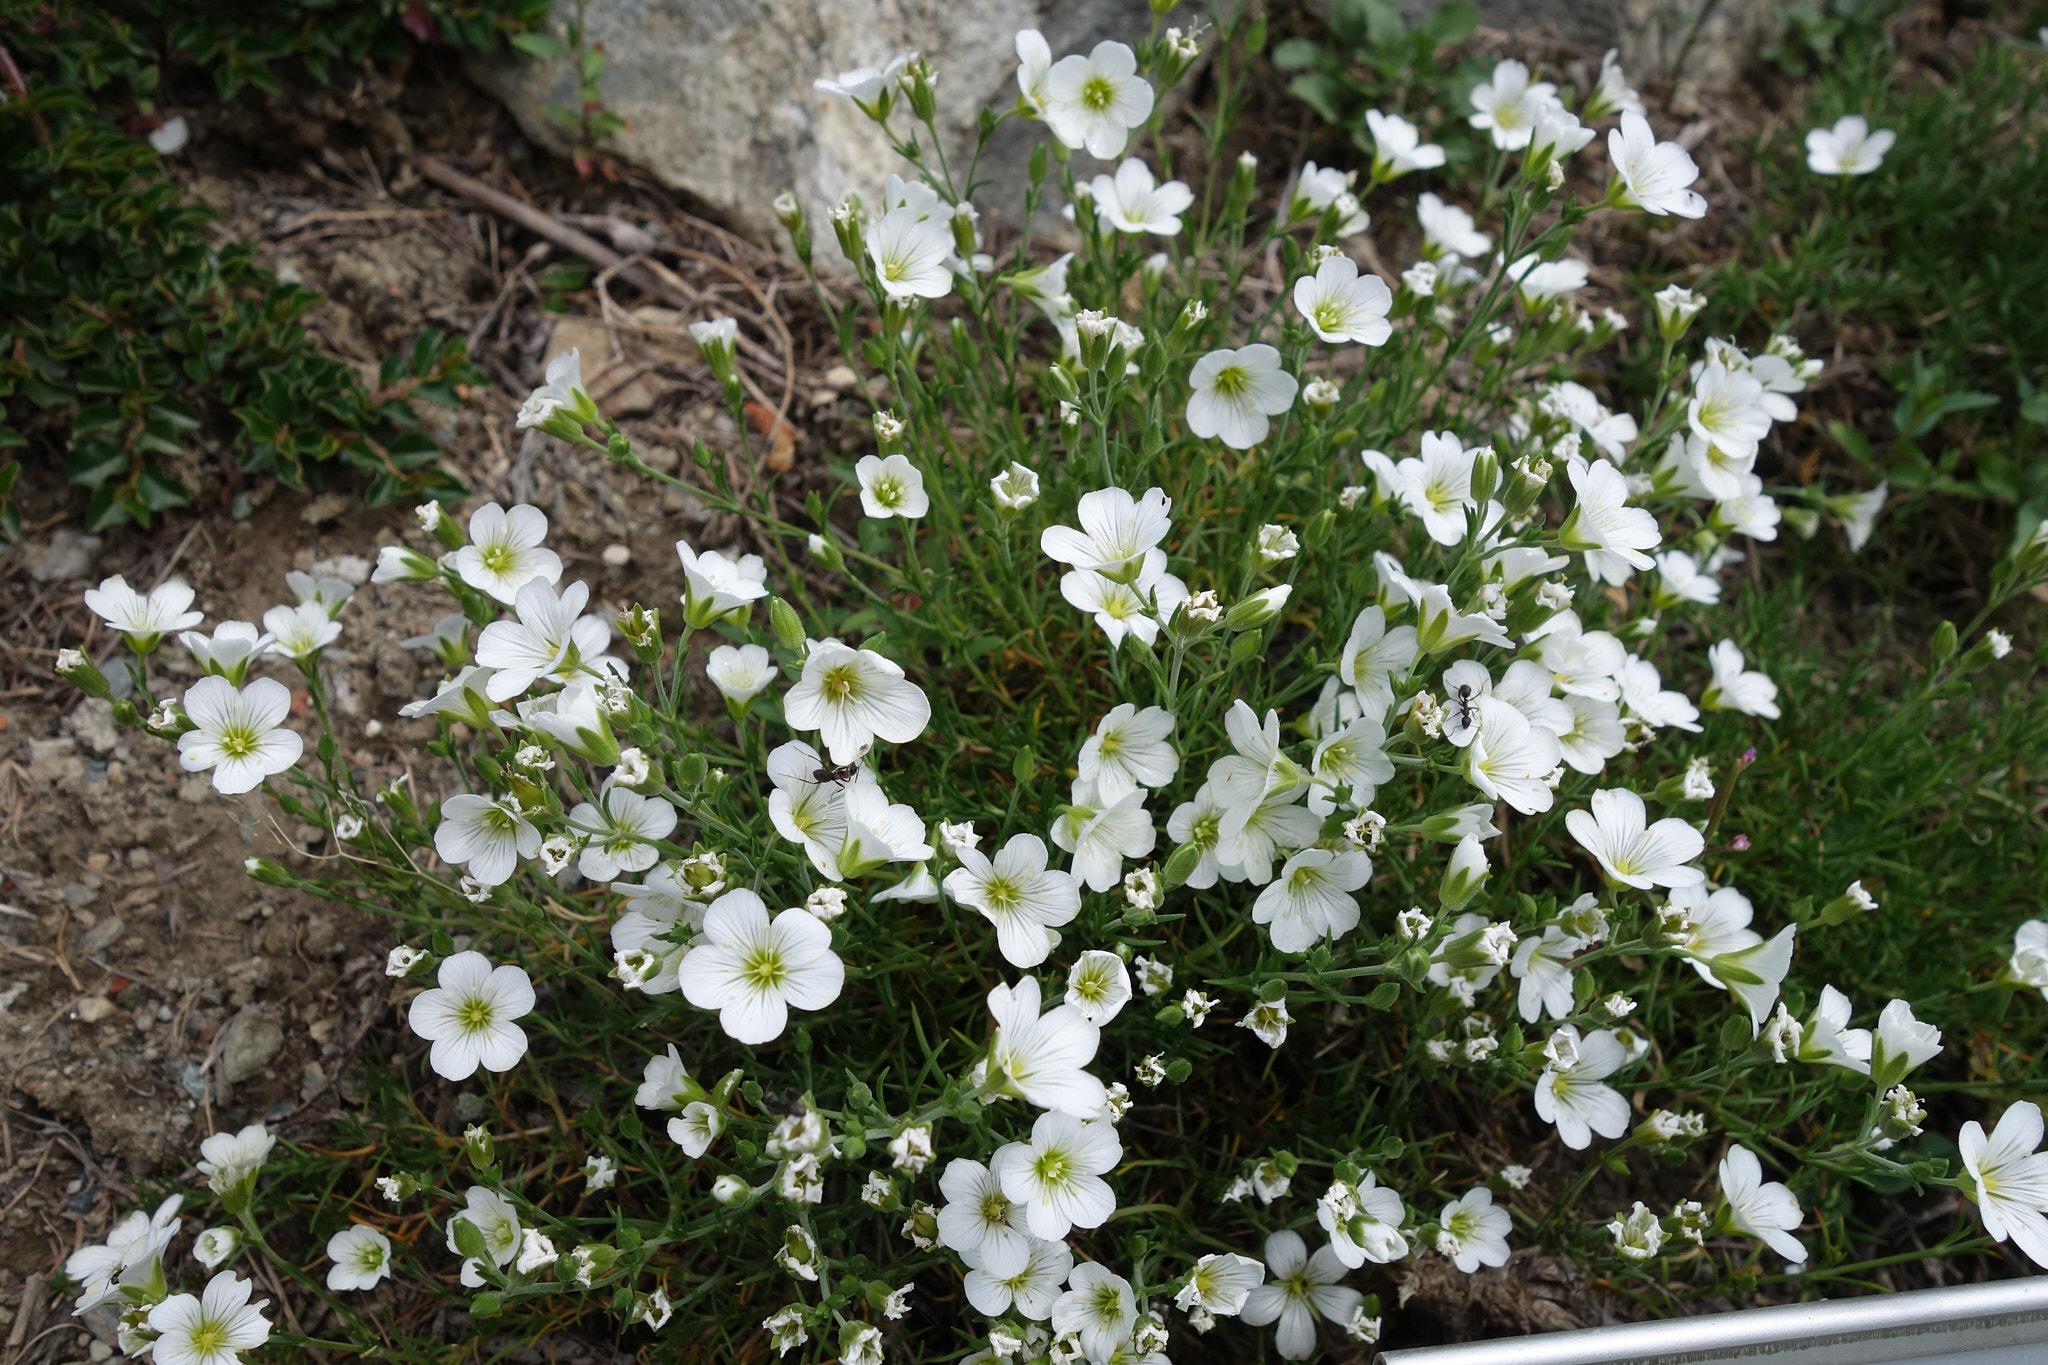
[1050,1261,1139,1361]
[567,785,677,881]
[784,639,932,764]
[1188,345,1299,450]
[676,539,770,626]
[1434,1188,1513,1272]
[1042,41,1154,159]
[1959,1101,2048,1269]
[866,207,955,299]
[85,574,204,649]
[706,643,777,704]
[986,976,1108,1118]
[994,1111,1122,1240]
[454,503,563,604]
[146,1272,271,1365]
[1041,486,1174,582]
[435,794,541,887]
[1560,458,1659,569]
[1469,59,1561,150]
[1254,848,1370,953]
[1292,256,1394,346]
[1702,639,1780,719]
[679,889,845,1045]
[176,676,303,795]
[1090,158,1194,236]
[1566,787,1704,889]
[324,1225,393,1292]
[1176,1251,1266,1315]
[1719,1143,1806,1263]
[1533,1025,1631,1149]
[856,453,930,519]
[1688,362,1773,461]
[260,602,339,661]
[1805,115,1895,175]
[1607,112,1707,217]
[407,951,535,1081]
[1418,192,1490,260]
[1064,950,1133,1026]
[1393,430,1483,546]
[516,348,592,431]
[945,833,1082,969]
[1078,703,1179,805]
[1365,109,1445,179]
[1239,1230,1363,1361]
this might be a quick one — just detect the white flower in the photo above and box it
[814,52,913,111]
[986,977,1108,1118]
[1340,606,1419,719]
[447,1185,520,1276]
[1090,158,1194,236]
[1608,1202,1666,1262]
[1959,1101,2048,1268]
[1041,486,1173,581]
[1533,1026,1631,1149]
[1806,115,1895,175]
[1254,849,1369,953]
[937,1157,1031,1271]
[1870,998,1943,1086]
[1469,58,1561,150]
[567,785,677,881]
[1688,362,1773,461]
[1240,998,1293,1049]
[679,889,844,1045]
[1702,639,1780,719]
[1042,41,1154,159]
[1365,109,1445,178]
[1829,481,1888,550]
[1434,1188,1512,1272]
[1079,704,1179,804]
[1464,697,1563,815]
[84,574,204,647]
[516,347,590,430]
[1607,113,1706,217]
[146,1272,271,1365]
[452,503,562,604]
[2010,921,2048,990]
[258,601,339,661]
[857,453,930,518]
[1560,458,1658,569]
[1133,956,1174,996]
[784,639,931,764]
[325,1225,393,1291]
[1292,161,1368,234]
[966,1237,1071,1321]
[670,1102,725,1157]
[1051,781,1156,893]
[676,539,770,624]
[945,833,1082,968]
[1292,256,1392,346]
[1566,787,1704,889]
[68,1195,184,1309]
[434,794,540,887]
[197,1124,275,1200]
[1187,345,1299,450]
[407,951,534,1081]
[864,201,958,300]
[1065,951,1132,1026]
[1505,253,1589,303]
[1527,102,1595,168]
[994,1112,1121,1239]
[1719,1143,1806,1263]
[1585,48,1645,120]
[1239,1230,1362,1360]
[1317,1174,1408,1267]
[1051,1262,1138,1362]
[176,677,303,795]
[1654,549,1721,606]
[474,578,612,702]
[1417,192,1489,259]
[189,1225,239,1272]
[1390,430,1482,545]
[180,621,268,683]
[1015,28,1053,112]
[706,643,777,704]
[1177,1252,1266,1315]
[1511,925,1585,1023]
[972,464,1037,522]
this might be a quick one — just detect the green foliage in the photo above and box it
[1704,27,2048,528]
[1271,0,1477,157]
[0,0,506,528]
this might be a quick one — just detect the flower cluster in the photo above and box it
[58,15,2048,1365]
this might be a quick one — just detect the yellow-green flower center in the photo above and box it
[741,945,788,992]
[1208,365,1250,399]
[1080,74,1115,114]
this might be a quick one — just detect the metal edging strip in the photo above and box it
[1375,1277,2048,1365]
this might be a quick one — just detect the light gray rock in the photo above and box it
[468,0,1160,256]
[221,1010,286,1085]
[24,529,102,583]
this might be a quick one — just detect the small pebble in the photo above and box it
[602,543,632,567]
[74,996,116,1024]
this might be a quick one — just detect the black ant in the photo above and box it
[1450,684,1479,730]
[805,761,864,788]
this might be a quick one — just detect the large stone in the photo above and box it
[468,0,1157,256]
